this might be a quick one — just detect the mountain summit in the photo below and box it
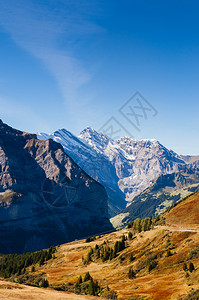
[38,127,199,217]
[0,120,112,253]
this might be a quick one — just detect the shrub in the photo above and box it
[147,261,157,272]
[129,253,135,262]
[84,272,91,282]
[185,272,190,278]
[189,262,195,273]
[183,263,188,271]
[31,266,35,272]
[85,236,96,243]
[135,254,158,272]
[128,232,133,240]
[128,267,136,279]
[87,278,100,296]
[166,249,172,257]
[106,290,117,299]
[188,247,199,260]
[184,288,199,299]
[76,275,82,286]
[40,278,49,288]
[118,255,125,263]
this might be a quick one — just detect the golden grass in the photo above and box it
[33,226,199,300]
[3,192,199,299]
[0,279,102,299]
[165,191,199,229]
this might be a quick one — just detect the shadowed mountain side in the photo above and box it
[111,169,199,228]
[0,120,112,253]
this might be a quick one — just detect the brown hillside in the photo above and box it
[35,227,199,300]
[164,192,199,229]
[0,279,101,300]
[2,192,199,300]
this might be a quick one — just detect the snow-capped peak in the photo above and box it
[36,126,196,217]
[78,127,114,153]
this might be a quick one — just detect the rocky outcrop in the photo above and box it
[38,127,199,217]
[111,168,199,228]
[0,120,112,253]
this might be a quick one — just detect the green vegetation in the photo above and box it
[127,216,165,233]
[74,273,117,298]
[129,253,135,262]
[83,236,126,265]
[128,231,133,240]
[40,278,49,288]
[166,238,175,250]
[147,260,158,272]
[187,246,199,260]
[165,192,196,213]
[135,253,158,273]
[165,249,172,257]
[84,272,91,282]
[183,263,188,271]
[0,246,56,279]
[189,262,195,273]
[53,278,117,299]
[86,236,96,243]
[184,289,199,300]
[16,271,46,286]
[128,267,136,279]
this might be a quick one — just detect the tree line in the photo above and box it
[127,216,165,233]
[75,272,117,299]
[83,235,126,265]
[0,246,56,278]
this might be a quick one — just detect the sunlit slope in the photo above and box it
[2,192,199,299]
[164,191,199,229]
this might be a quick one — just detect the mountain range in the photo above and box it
[38,127,199,218]
[0,119,198,253]
[0,120,112,253]
[2,191,199,300]
[111,168,199,228]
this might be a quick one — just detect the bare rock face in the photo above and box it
[111,168,199,228]
[38,127,199,217]
[0,120,112,253]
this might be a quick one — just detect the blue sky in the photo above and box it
[0,0,199,154]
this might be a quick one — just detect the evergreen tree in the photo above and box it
[84,272,91,282]
[39,256,45,266]
[183,263,187,271]
[76,275,82,286]
[31,265,35,272]
[128,267,136,279]
[129,253,134,262]
[128,232,133,240]
[88,278,95,296]
[189,262,195,272]
[40,278,49,288]
[96,249,100,259]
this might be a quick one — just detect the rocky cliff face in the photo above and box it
[37,128,126,217]
[111,168,199,228]
[0,120,112,253]
[38,127,198,217]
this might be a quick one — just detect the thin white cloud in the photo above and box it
[0,0,103,105]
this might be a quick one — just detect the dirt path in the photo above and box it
[157,225,199,233]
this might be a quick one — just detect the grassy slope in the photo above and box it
[0,279,101,300]
[164,191,199,229]
[2,192,199,299]
[38,230,199,299]
[111,170,199,229]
